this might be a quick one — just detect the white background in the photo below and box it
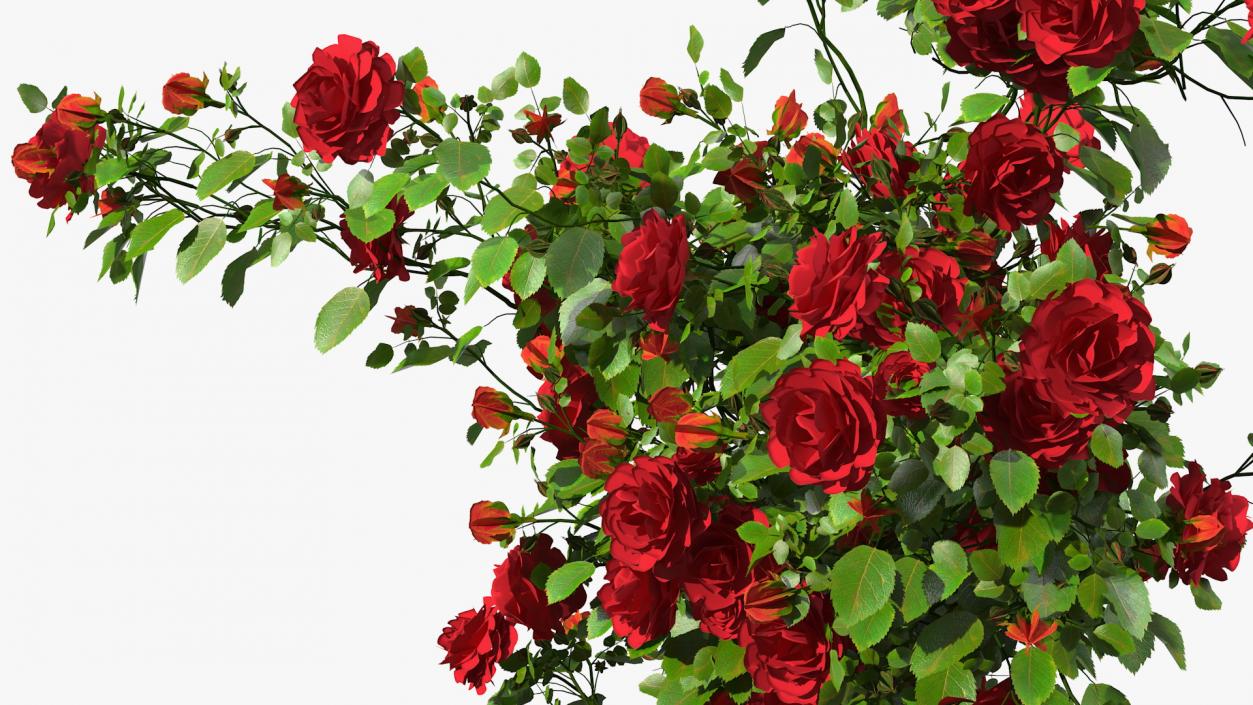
[2,1,1250,703]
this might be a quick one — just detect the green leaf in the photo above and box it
[1148,612,1186,670]
[545,560,594,604]
[916,665,977,705]
[743,27,787,76]
[997,514,1052,570]
[314,287,371,353]
[1095,623,1136,655]
[364,172,410,216]
[344,206,397,244]
[514,52,541,88]
[562,77,589,115]
[404,172,448,210]
[849,602,895,651]
[910,610,984,678]
[829,545,897,624]
[1142,19,1193,62]
[719,69,745,102]
[1067,66,1113,95]
[959,93,1009,123]
[687,25,705,63]
[1011,648,1057,705]
[366,343,394,369]
[400,47,427,82]
[17,83,47,112]
[702,85,732,121]
[989,450,1040,514]
[721,337,784,398]
[128,210,186,260]
[1090,424,1124,466]
[896,556,933,622]
[435,139,492,192]
[196,151,256,201]
[1081,685,1130,705]
[905,322,941,363]
[471,237,519,287]
[1134,517,1168,541]
[509,251,547,300]
[935,446,971,491]
[94,158,129,187]
[240,201,278,232]
[1103,571,1151,639]
[176,216,228,283]
[930,540,969,600]
[1125,116,1171,195]
[713,639,746,681]
[1022,580,1076,619]
[1207,27,1253,88]
[546,227,604,297]
[558,278,613,346]
[1077,147,1132,203]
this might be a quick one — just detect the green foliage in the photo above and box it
[314,288,370,353]
[990,450,1040,514]
[829,545,896,624]
[196,151,256,201]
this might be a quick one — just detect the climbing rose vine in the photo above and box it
[11,1,1253,704]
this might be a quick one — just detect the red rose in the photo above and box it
[601,455,710,577]
[339,197,411,282]
[640,77,682,119]
[940,677,1019,705]
[906,247,969,333]
[1138,214,1192,259]
[51,94,102,130]
[552,129,649,199]
[586,409,626,445]
[291,35,404,164]
[437,598,518,695]
[683,504,763,640]
[961,115,1065,231]
[262,174,307,211]
[952,229,1003,273]
[640,329,678,360]
[942,3,1070,101]
[1245,0,1253,43]
[1166,463,1253,585]
[1019,94,1099,168]
[472,386,513,432]
[97,187,125,216]
[786,132,838,167]
[413,76,441,122]
[490,534,585,640]
[597,559,680,648]
[162,73,208,115]
[743,558,793,624]
[523,109,563,140]
[469,501,516,545]
[537,364,598,460]
[934,0,1013,16]
[837,491,893,549]
[787,227,890,340]
[675,413,720,450]
[648,386,690,423]
[1018,0,1145,67]
[674,448,723,485]
[980,372,1097,468]
[841,97,918,200]
[740,593,840,705]
[521,334,560,377]
[770,91,808,140]
[613,211,690,330]
[1018,280,1155,423]
[12,116,103,209]
[762,360,884,494]
[1097,457,1133,494]
[1042,218,1113,277]
[578,438,620,479]
[714,155,768,203]
[389,305,422,337]
[876,350,932,418]
[951,507,997,552]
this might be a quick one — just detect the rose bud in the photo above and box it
[1145,263,1174,285]
[469,501,516,545]
[640,77,682,119]
[648,386,690,423]
[578,438,619,479]
[162,73,210,116]
[586,409,627,445]
[769,91,808,140]
[675,412,721,450]
[1137,213,1193,259]
[472,386,514,432]
[262,174,308,211]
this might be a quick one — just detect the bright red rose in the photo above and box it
[469,501,516,545]
[876,350,932,418]
[980,372,1097,468]
[770,91,808,140]
[841,98,918,199]
[683,503,763,640]
[340,197,411,282]
[413,76,441,122]
[762,360,884,494]
[1166,463,1253,585]
[523,109,563,140]
[934,0,1013,16]
[537,364,598,459]
[597,559,680,648]
[521,334,560,377]
[942,3,1070,101]
[291,35,404,164]
[906,247,969,333]
[1245,0,1253,43]
[640,329,678,360]
[12,116,103,209]
[674,448,723,485]
[640,77,682,119]
[786,132,839,167]
[740,593,840,705]
[1018,0,1145,67]
[162,73,208,115]
[552,129,649,199]
[490,534,585,640]
[613,211,690,330]
[600,455,710,577]
[578,438,620,479]
[1042,218,1113,276]
[262,174,307,211]
[472,386,513,432]
[51,94,101,130]
[437,598,518,695]
[961,115,1064,232]
[1018,279,1155,423]
[1139,214,1192,259]
[787,227,890,340]
[1019,94,1100,168]
[648,386,690,423]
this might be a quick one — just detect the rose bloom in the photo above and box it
[600,455,709,577]
[682,503,763,639]
[51,94,102,130]
[262,174,307,211]
[1019,94,1100,168]
[941,1,1070,101]
[841,95,919,199]
[785,132,839,167]
[740,593,842,705]
[875,350,933,418]
[613,211,690,330]
[523,109,563,140]
[980,372,1098,468]
[1018,279,1155,423]
[904,247,969,333]
[490,534,585,640]
[640,329,678,360]
[162,73,208,115]
[469,501,515,545]
[586,409,626,445]
[413,76,441,122]
[787,227,890,340]
[961,115,1065,231]
[1166,462,1253,585]
[770,91,808,140]
[537,363,598,459]
[640,77,682,119]
[1245,0,1253,44]
[1018,0,1145,68]
[291,34,404,164]
[389,305,422,337]
[1141,214,1192,258]
[12,115,103,209]
[951,507,996,552]
[551,128,649,199]
[471,386,513,432]
[437,598,518,695]
[714,154,768,202]
[97,187,126,216]
[339,196,411,282]
[521,334,560,377]
[675,413,720,450]
[939,677,1018,705]
[578,438,620,479]
[674,448,722,485]
[597,559,680,648]
[762,360,884,494]
[1042,218,1113,277]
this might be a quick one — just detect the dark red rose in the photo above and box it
[743,558,793,624]
[1097,457,1133,494]
[1019,94,1100,168]
[597,559,680,648]
[952,507,997,552]
[537,364,598,459]
[683,504,763,639]
[1018,0,1145,68]
[578,438,620,479]
[1018,279,1155,423]
[291,35,404,164]
[787,227,890,340]
[762,360,884,494]
[1166,463,1253,585]
[875,350,932,418]
[97,187,126,216]
[490,534,585,640]
[472,386,513,432]
[12,116,103,209]
[961,115,1065,231]
[552,129,649,199]
[601,455,710,577]
[940,677,1019,705]
[906,247,969,333]
[648,386,690,423]
[613,210,690,330]
[770,91,808,140]
[262,174,307,211]
[841,96,918,199]
[437,598,518,695]
[389,305,422,337]
[1042,218,1113,277]
[714,155,768,202]
[469,501,516,545]
[162,73,208,115]
[339,197,411,282]
[1139,214,1192,259]
[980,372,1097,468]
[786,132,838,167]
[740,593,841,705]
[413,76,441,122]
[640,77,682,119]
[674,448,722,485]
[523,109,563,140]
[942,3,1070,101]
[951,229,1003,274]
[640,329,678,360]
[51,94,102,130]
